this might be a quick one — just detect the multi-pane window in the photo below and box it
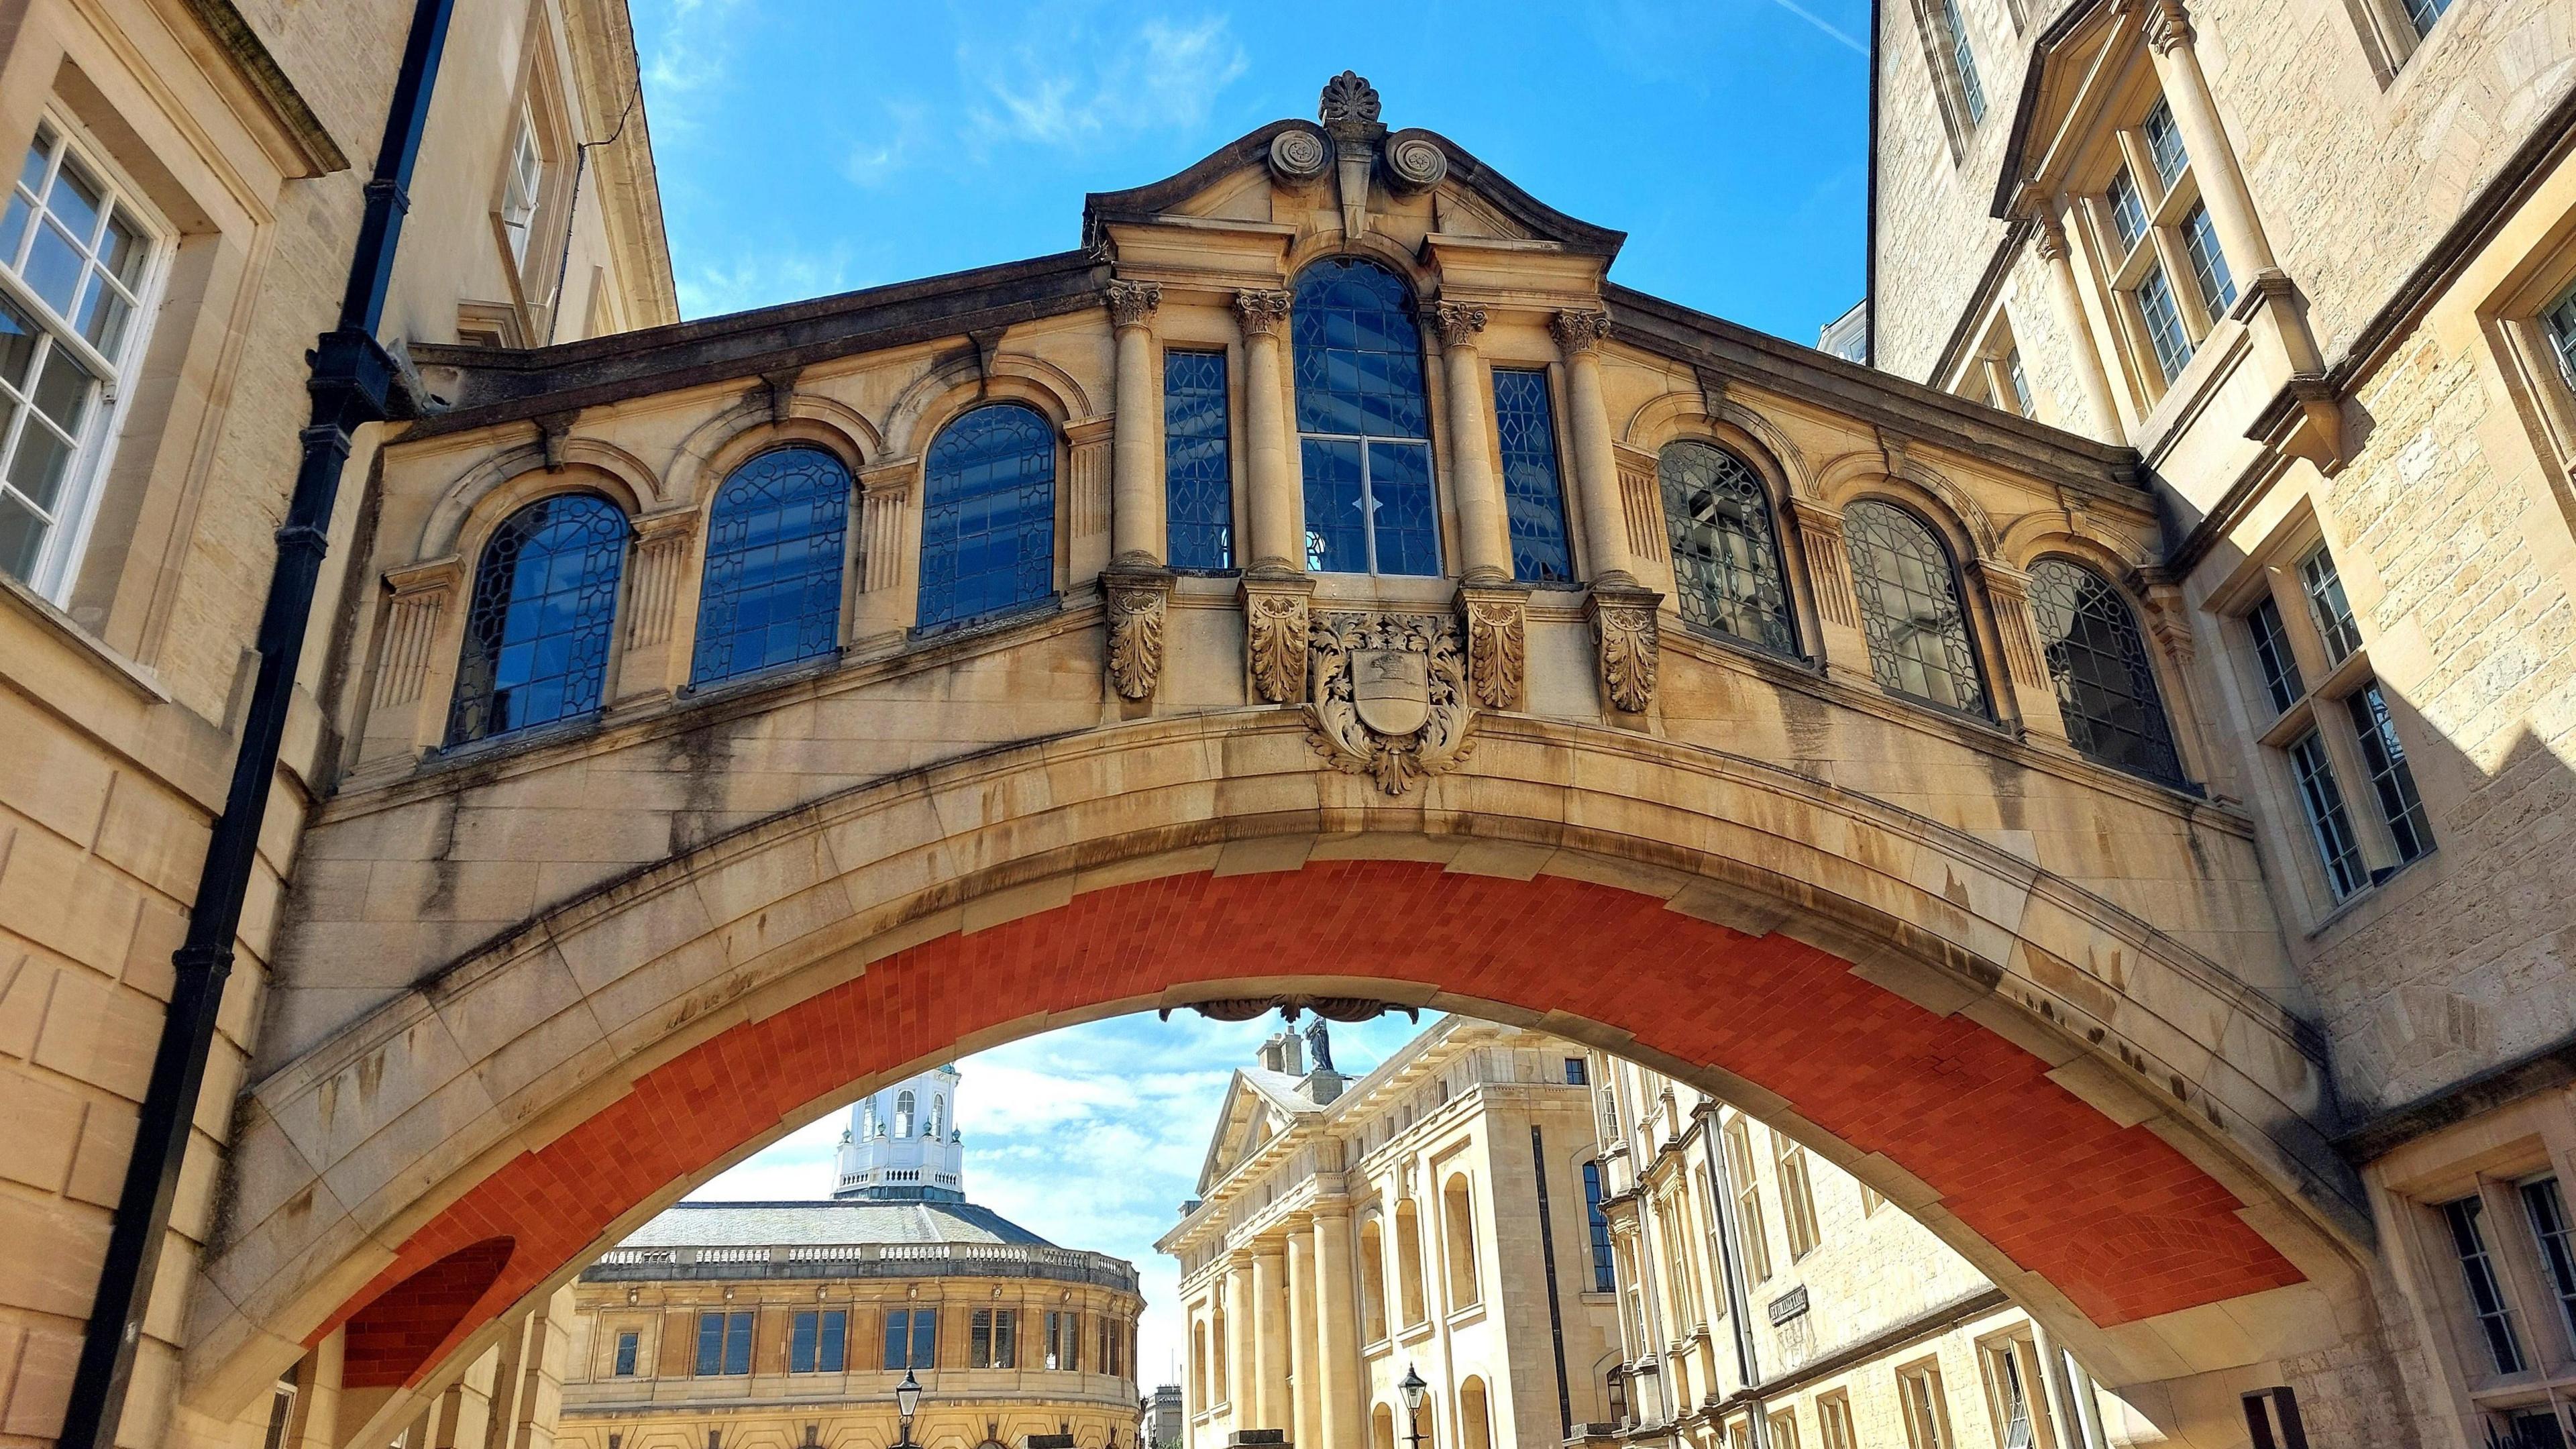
[2182,204,2237,316]
[2404,0,2451,36]
[2143,101,2188,189]
[1292,258,1438,576]
[1817,1395,1856,1449]
[2298,545,2363,665]
[1581,1161,1617,1293]
[2106,168,2150,252]
[2003,347,2034,417]
[1770,1410,1801,1449]
[1989,1344,2037,1449]
[2248,597,2306,712]
[446,494,628,746]
[613,1331,639,1377]
[1773,1132,1821,1259]
[691,447,850,685]
[2347,683,2434,863]
[695,1311,753,1376]
[500,105,544,265]
[970,1307,1018,1368]
[2289,730,2368,900]
[1899,1362,1954,1449]
[883,1308,938,1371]
[790,1310,847,1373]
[0,121,156,594]
[1044,1309,1083,1372]
[1721,1120,1773,1283]
[1843,499,1989,718]
[261,1373,298,1449]
[2522,1177,2576,1343]
[917,403,1056,630]
[2545,281,2576,388]
[2137,264,2194,383]
[1933,0,1988,124]
[1163,350,1232,570]
[2443,1195,2528,1375]
[2027,559,2187,785]
[1659,441,1797,655]
[1491,368,1573,583]
[1563,1057,1589,1086]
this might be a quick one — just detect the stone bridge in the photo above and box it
[195,85,2383,1449]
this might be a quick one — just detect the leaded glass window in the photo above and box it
[2298,544,2362,665]
[2003,348,2033,417]
[918,404,1056,630]
[1163,350,1232,570]
[1292,258,1438,576]
[2404,0,2450,36]
[2106,168,2149,252]
[1843,500,1988,717]
[2288,729,2367,900]
[2182,203,2237,316]
[2247,596,2305,712]
[2347,682,2434,863]
[2143,101,2188,189]
[1491,368,1572,583]
[446,493,627,746]
[1934,0,1987,125]
[690,446,849,686]
[2028,559,2186,784]
[2137,264,2193,382]
[2545,282,2576,388]
[1659,441,1796,654]
[2444,1195,2528,1375]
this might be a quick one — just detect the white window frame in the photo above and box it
[0,111,169,603]
[500,101,544,267]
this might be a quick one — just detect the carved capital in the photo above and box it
[2035,217,2072,264]
[1432,301,1489,350]
[2145,0,2194,53]
[1587,585,1663,714]
[1106,280,1163,331]
[1234,288,1292,339]
[1456,583,1528,712]
[1104,567,1172,702]
[1240,573,1316,704]
[1551,309,1613,356]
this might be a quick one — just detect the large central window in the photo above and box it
[1292,258,1438,576]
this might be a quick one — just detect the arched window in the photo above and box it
[894,1091,915,1138]
[446,493,627,745]
[1210,1303,1228,1397]
[1658,441,1796,654]
[918,404,1056,629]
[1292,258,1438,576]
[1459,1379,1493,1449]
[1841,499,1989,718]
[1442,1173,1480,1309]
[928,1095,945,1138]
[1395,1200,1428,1327]
[1358,1217,1389,1342]
[861,1099,877,1136]
[690,446,851,685]
[2027,558,2186,785]
[1373,1405,1397,1449]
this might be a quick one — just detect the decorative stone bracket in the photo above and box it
[1104,566,1173,702]
[1240,570,1316,705]
[1587,584,1663,715]
[1455,581,1528,712]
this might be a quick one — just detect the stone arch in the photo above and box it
[668,403,875,510]
[1621,388,1815,502]
[1998,510,2155,577]
[881,353,1084,461]
[1282,235,1439,303]
[187,712,2364,1441]
[420,439,660,563]
[338,1237,514,1392]
[1817,449,2000,561]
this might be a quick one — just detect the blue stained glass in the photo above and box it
[918,404,1057,630]
[447,493,626,745]
[1368,440,1439,577]
[1163,350,1233,570]
[1491,369,1573,584]
[1301,437,1366,574]
[1292,258,1428,440]
[690,446,850,686]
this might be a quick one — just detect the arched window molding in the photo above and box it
[2026,557,2188,785]
[689,446,851,686]
[445,492,628,747]
[1841,498,1992,719]
[1442,1173,1480,1309]
[1395,1200,1428,1328]
[1358,1216,1389,1342]
[917,403,1057,631]
[895,1091,916,1137]
[1656,440,1799,655]
[1291,257,1439,576]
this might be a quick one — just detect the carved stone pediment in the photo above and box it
[1306,610,1477,796]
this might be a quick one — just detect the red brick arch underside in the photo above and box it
[315,859,2302,1388]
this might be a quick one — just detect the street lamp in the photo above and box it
[1399,1365,1428,1449]
[895,1368,923,1449]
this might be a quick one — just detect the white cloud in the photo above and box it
[958,11,1248,154]
[675,244,865,319]
[637,0,755,133]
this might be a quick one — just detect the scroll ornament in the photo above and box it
[1104,576,1167,700]
[1307,610,1477,796]
[1246,591,1309,704]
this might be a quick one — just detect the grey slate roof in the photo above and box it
[617,1199,1057,1250]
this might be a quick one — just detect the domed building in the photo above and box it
[547,1067,1146,1449]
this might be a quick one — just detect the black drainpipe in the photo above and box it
[1864,0,1883,368]
[59,2,458,1444]
[1702,1114,1766,1449]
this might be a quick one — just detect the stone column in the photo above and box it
[1434,301,1510,583]
[853,455,920,651]
[1789,500,1874,688]
[1108,280,1166,568]
[1285,1225,1320,1449]
[1226,1253,1257,1415]
[2035,218,2125,441]
[1970,559,2061,740]
[614,506,698,704]
[1551,310,1635,585]
[1313,1207,1361,1449]
[2143,0,2275,278]
[365,555,464,767]
[1252,1239,1291,1430]
[1234,290,1299,572]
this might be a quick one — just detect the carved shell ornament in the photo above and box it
[1318,70,1382,125]
[1268,126,1330,182]
[1307,610,1477,796]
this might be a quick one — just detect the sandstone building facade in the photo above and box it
[1157,1020,1623,1449]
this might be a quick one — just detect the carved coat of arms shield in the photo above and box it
[1352,648,1431,737]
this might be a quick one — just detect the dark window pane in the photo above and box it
[2443,1196,2527,1374]
[820,1310,845,1372]
[918,405,1056,630]
[2347,683,2434,863]
[448,494,626,745]
[614,1332,638,1377]
[2027,559,2186,785]
[1301,437,1366,574]
[1163,350,1233,570]
[911,1309,936,1369]
[1367,440,1439,577]
[1582,1161,1615,1293]
[883,1309,908,1371]
[1291,260,1427,441]
[1659,441,1796,655]
[691,446,850,685]
[2288,730,2367,900]
[1843,500,1987,717]
[1491,369,1572,584]
[792,1311,817,1374]
[724,1312,751,1376]
[696,1314,724,1377]
[2248,598,2305,712]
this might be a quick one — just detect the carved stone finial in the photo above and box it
[1106,280,1163,331]
[2146,0,2194,52]
[1551,309,1614,356]
[1234,288,1293,339]
[1432,301,1489,350]
[1318,71,1381,125]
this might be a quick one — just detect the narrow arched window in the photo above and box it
[2027,559,2186,785]
[928,1095,945,1137]
[918,404,1055,629]
[446,493,627,745]
[1292,258,1438,576]
[690,446,850,685]
[1358,1217,1388,1341]
[1658,441,1796,653]
[1442,1173,1480,1309]
[894,1091,915,1137]
[1842,499,1989,718]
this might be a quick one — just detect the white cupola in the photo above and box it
[835,1063,966,1201]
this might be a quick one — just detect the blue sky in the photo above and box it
[628,0,1872,343]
